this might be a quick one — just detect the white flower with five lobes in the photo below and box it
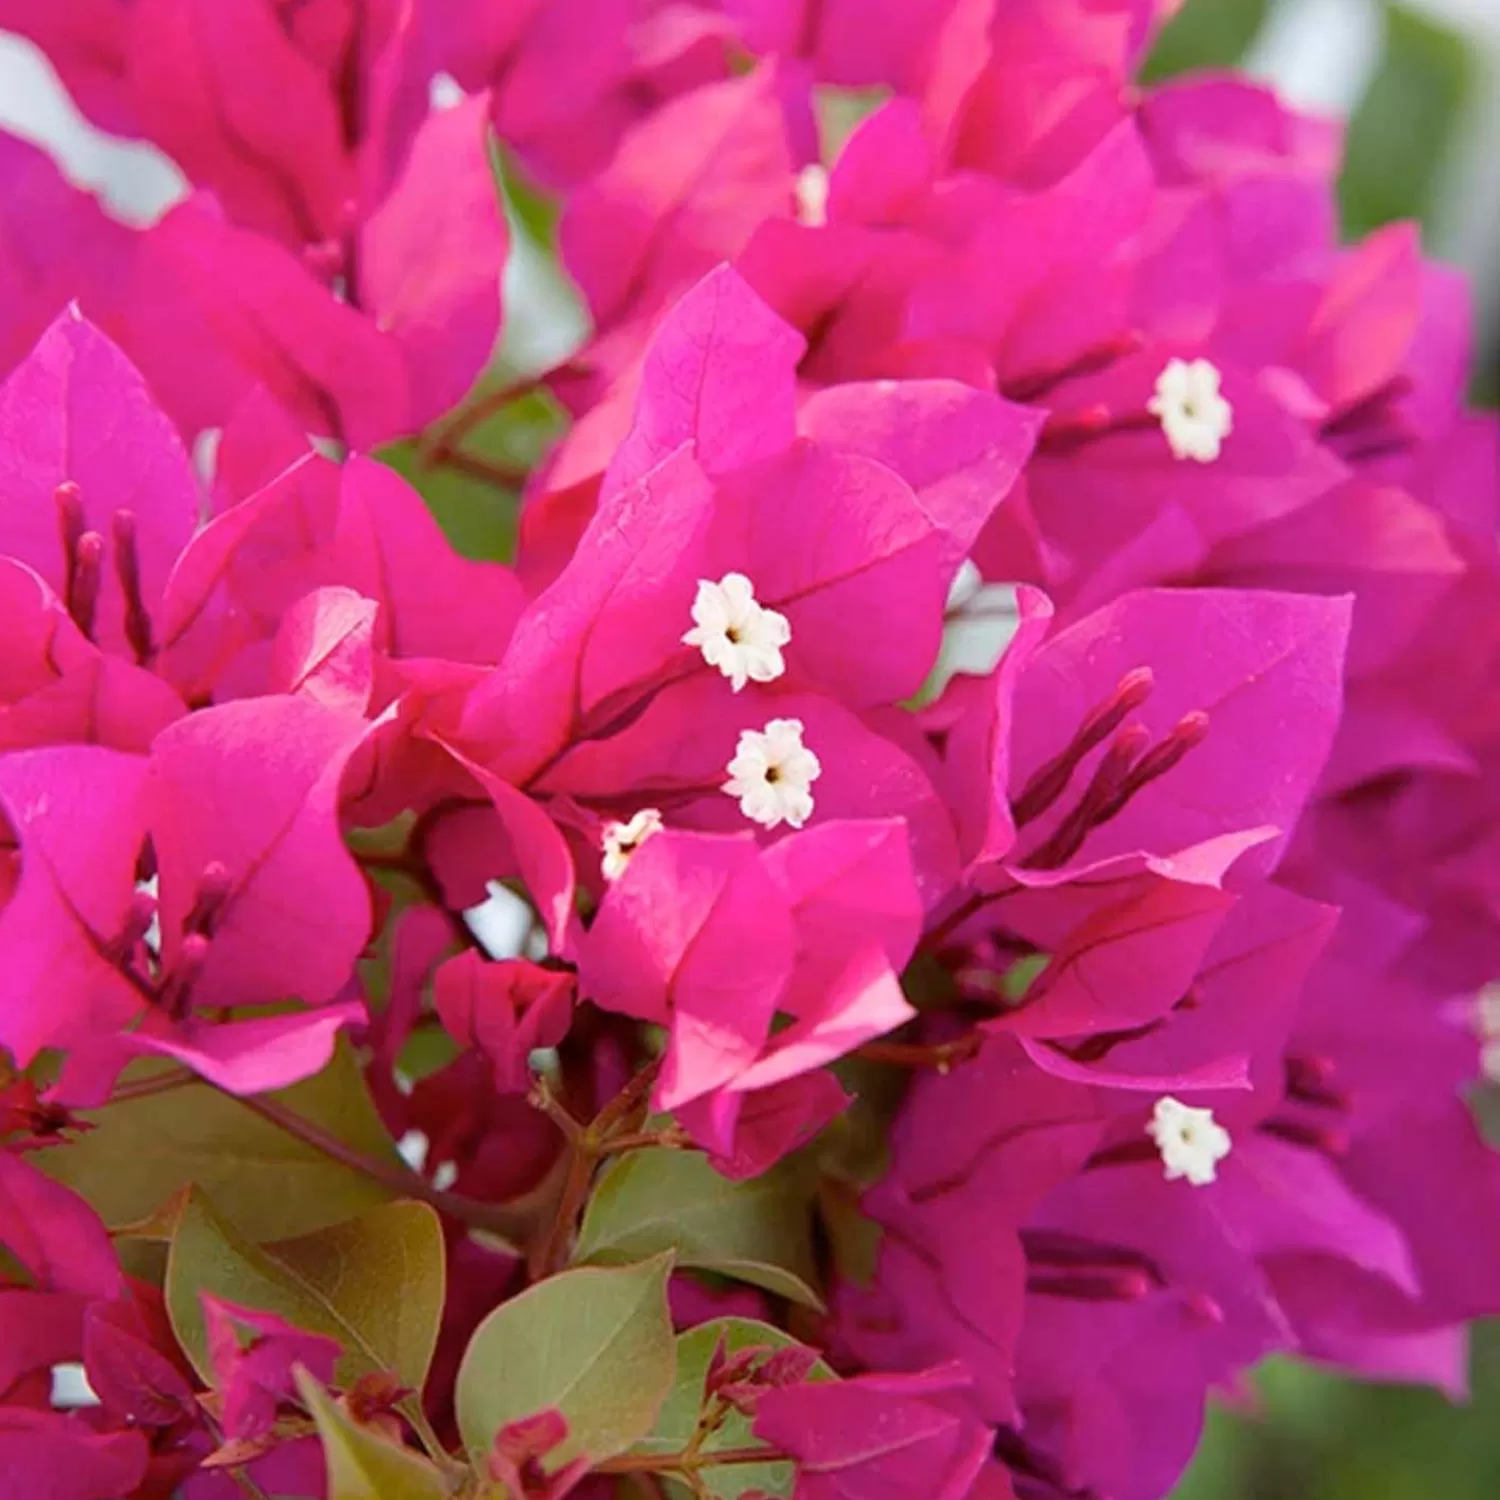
[1147,1096,1231,1186]
[1148,357,1234,463]
[683,573,791,692]
[723,718,821,830]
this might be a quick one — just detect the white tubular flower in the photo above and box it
[795,163,830,227]
[1147,1096,1231,1186]
[723,718,821,830]
[683,572,791,692]
[1148,357,1234,463]
[600,808,665,883]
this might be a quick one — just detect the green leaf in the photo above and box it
[497,148,562,248]
[455,1253,677,1466]
[574,1150,824,1309]
[1140,0,1271,82]
[41,1045,403,1240]
[166,1192,445,1396]
[296,1369,450,1500]
[1338,3,1472,241]
[813,84,890,159]
[632,1318,832,1500]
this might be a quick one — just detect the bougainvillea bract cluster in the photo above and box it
[1,2,1499,1498]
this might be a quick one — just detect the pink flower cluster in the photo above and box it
[2,2,1499,1498]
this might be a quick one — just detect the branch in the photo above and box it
[528,1057,666,1276]
[530,1137,595,1279]
[596,1445,784,1476]
[107,1066,199,1104]
[599,1127,694,1156]
[426,447,529,491]
[856,1030,985,1071]
[229,1092,539,1246]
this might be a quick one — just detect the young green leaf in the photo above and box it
[296,1368,451,1500]
[455,1252,677,1466]
[42,1044,400,1240]
[165,1191,445,1395]
[574,1149,823,1309]
[632,1317,833,1500]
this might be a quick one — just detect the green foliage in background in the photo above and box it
[1174,1326,1500,1499]
[1339,4,1474,242]
[1149,0,1474,244]
[1148,0,1495,409]
[1141,0,1273,81]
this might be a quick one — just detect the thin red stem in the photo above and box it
[857,1030,985,1070]
[427,447,529,490]
[418,376,549,461]
[529,1058,665,1275]
[596,1445,783,1476]
[107,1067,199,1104]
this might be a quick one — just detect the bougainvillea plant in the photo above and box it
[2,1,1499,1497]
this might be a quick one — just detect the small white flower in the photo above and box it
[601,808,665,882]
[1478,984,1500,1083]
[1147,1096,1231,1186]
[794,163,830,227]
[136,875,162,960]
[682,572,791,692]
[1148,357,1234,463]
[724,718,821,830]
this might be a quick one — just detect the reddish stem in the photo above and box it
[418,375,552,462]
[427,447,530,491]
[596,1445,784,1476]
[600,1127,694,1155]
[231,1092,538,1244]
[857,1031,985,1070]
[529,1057,666,1276]
[107,1067,199,1104]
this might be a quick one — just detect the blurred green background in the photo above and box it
[1173,1328,1500,1500]
[1144,0,1499,407]
[1154,7,1500,1490]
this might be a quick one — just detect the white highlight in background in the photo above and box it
[0,34,185,224]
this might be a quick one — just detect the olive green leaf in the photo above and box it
[632,1317,833,1500]
[455,1253,676,1467]
[166,1192,445,1397]
[43,1044,400,1240]
[296,1369,450,1500]
[574,1149,823,1309]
